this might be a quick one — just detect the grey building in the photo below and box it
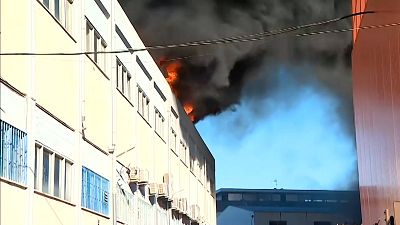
[217,189,361,225]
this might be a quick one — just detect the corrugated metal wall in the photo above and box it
[352,0,400,223]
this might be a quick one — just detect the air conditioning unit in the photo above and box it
[139,169,149,184]
[128,167,140,183]
[163,173,174,200]
[158,183,168,197]
[163,173,170,184]
[149,183,158,196]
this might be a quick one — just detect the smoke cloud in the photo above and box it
[118,0,354,136]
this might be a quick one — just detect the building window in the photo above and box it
[116,58,132,100]
[137,86,150,122]
[314,222,331,225]
[269,221,287,225]
[286,194,298,202]
[54,155,62,197]
[42,150,51,194]
[189,142,195,173]
[228,193,242,201]
[0,120,27,185]
[86,20,107,71]
[64,161,73,201]
[155,108,165,139]
[179,141,187,165]
[64,0,73,31]
[272,194,281,201]
[40,0,73,31]
[34,143,73,201]
[243,194,257,201]
[169,128,176,153]
[81,167,109,215]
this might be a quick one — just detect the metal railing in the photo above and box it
[0,120,27,185]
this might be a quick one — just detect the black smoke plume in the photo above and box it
[118,0,354,137]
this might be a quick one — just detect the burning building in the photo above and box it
[352,0,400,223]
[0,0,215,225]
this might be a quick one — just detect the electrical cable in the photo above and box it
[0,11,389,56]
[296,21,400,37]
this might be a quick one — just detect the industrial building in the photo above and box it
[351,0,400,223]
[216,189,361,225]
[0,1,216,225]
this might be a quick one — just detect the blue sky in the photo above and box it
[196,69,358,190]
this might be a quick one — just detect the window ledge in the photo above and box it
[171,148,179,157]
[117,89,134,107]
[83,137,109,156]
[180,158,188,168]
[0,177,27,190]
[36,0,76,43]
[82,207,110,219]
[155,131,166,144]
[34,190,76,207]
[137,111,152,128]
[85,55,109,80]
[0,78,27,97]
[36,103,75,132]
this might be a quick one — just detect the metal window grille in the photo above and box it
[137,197,154,225]
[0,120,28,185]
[156,207,168,225]
[116,185,135,225]
[81,167,109,215]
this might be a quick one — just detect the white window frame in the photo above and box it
[179,140,187,165]
[154,108,165,139]
[86,19,107,72]
[34,142,73,202]
[137,86,150,122]
[40,0,73,32]
[116,58,132,100]
[169,128,177,153]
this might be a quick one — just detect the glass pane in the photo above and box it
[243,194,257,201]
[122,70,125,93]
[65,1,72,30]
[272,194,281,201]
[42,150,50,194]
[86,24,92,53]
[54,156,61,197]
[54,0,60,19]
[116,62,120,90]
[43,0,50,8]
[34,146,39,189]
[94,35,98,63]
[228,193,242,201]
[65,161,72,201]
[286,194,298,202]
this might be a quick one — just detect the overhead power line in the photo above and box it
[296,21,400,37]
[0,11,389,57]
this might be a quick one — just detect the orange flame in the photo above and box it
[165,61,181,87]
[162,59,195,122]
[183,103,195,122]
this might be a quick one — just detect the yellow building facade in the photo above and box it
[0,1,216,225]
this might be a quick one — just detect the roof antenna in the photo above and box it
[273,179,278,189]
